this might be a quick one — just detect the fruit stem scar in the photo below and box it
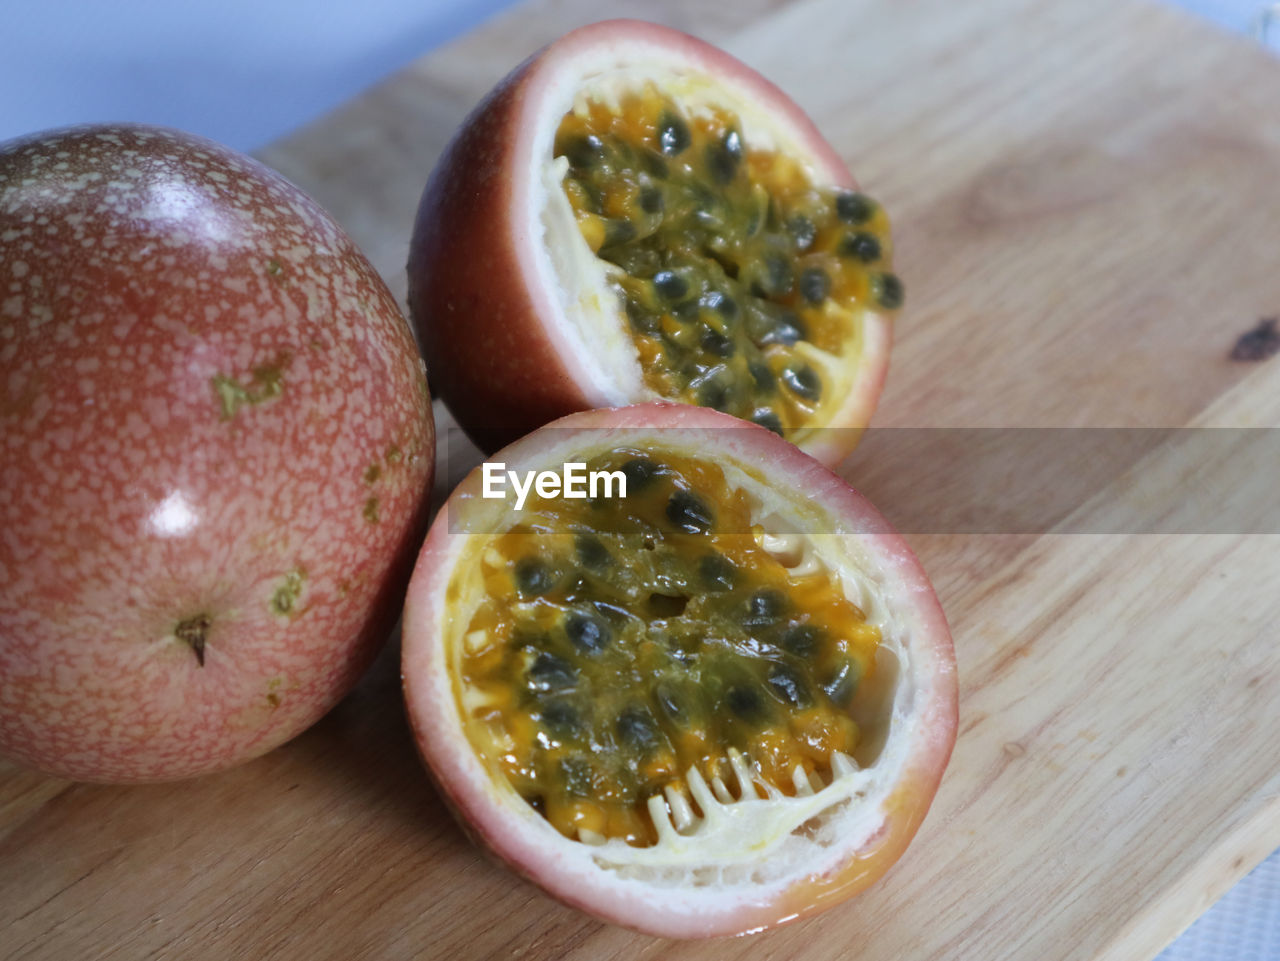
[174,613,212,666]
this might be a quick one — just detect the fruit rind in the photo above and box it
[0,123,435,782]
[402,403,955,938]
[407,20,893,464]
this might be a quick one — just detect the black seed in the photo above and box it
[617,707,661,752]
[668,643,698,669]
[698,552,737,592]
[766,664,811,708]
[603,219,636,248]
[781,364,822,401]
[747,302,806,347]
[562,133,604,169]
[799,266,830,305]
[574,532,611,571]
[705,130,742,184]
[835,191,875,224]
[528,651,576,691]
[838,231,881,263]
[786,214,816,252]
[701,290,738,318]
[758,254,793,297]
[726,684,766,721]
[592,601,630,627]
[700,327,735,357]
[641,150,670,179]
[541,699,581,736]
[658,111,691,155]
[750,408,784,436]
[666,489,714,534]
[823,658,862,708]
[654,681,687,725]
[874,272,905,310]
[781,623,820,657]
[748,361,775,393]
[652,270,688,301]
[565,611,610,654]
[750,589,786,619]
[624,297,660,335]
[514,557,555,597]
[762,312,805,347]
[639,186,664,214]
[745,588,787,629]
[621,457,660,490]
[696,377,731,411]
[722,129,744,162]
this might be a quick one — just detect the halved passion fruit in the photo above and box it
[407,20,900,466]
[402,404,955,938]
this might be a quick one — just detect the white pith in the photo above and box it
[436,431,918,905]
[524,50,865,443]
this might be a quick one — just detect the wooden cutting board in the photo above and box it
[4,0,1280,958]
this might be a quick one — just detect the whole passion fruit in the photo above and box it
[0,124,435,782]
[402,404,955,938]
[407,20,900,466]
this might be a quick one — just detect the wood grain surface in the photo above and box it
[5,0,1280,958]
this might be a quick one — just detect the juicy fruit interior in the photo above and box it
[454,448,881,847]
[554,85,902,440]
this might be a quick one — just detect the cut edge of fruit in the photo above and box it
[513,22,891,462]
[409,410,939,922]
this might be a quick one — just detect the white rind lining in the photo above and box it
[523,47,859,417]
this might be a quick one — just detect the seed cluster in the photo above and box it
[555,87,903,439]
[458,449,880,846]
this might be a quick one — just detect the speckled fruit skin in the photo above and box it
[0,124,435,782]
[406,19,893,466]
[402,403,955,938]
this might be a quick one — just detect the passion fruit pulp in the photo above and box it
[402,404,956,938]
[407,20,898,466]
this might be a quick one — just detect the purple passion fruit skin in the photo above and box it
[0,123,435,782]
[407,19,897,466]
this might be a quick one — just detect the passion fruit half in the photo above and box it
[407,20,900,466]
[402,404,955,938]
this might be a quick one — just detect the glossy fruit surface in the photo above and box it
[407,20,898,465]
[0,123,435,782]
[402,403,955,938]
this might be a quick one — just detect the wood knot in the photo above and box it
[1230,318,1279,362]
